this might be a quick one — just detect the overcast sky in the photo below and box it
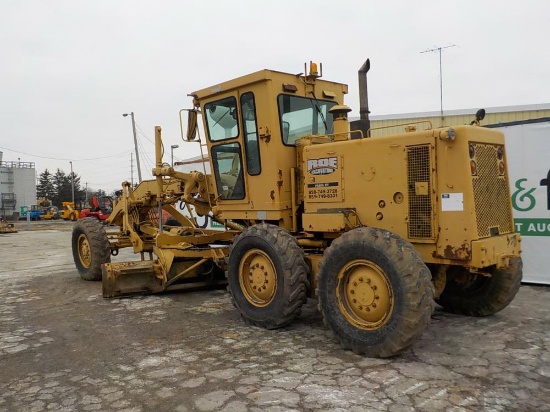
[1,1,549,192]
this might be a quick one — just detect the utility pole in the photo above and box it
[85,182,88,203]
[130,152,134,187]
[69,161,75,204]
[123,112,142,182]
[421,45,456,120]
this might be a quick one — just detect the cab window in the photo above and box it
[211,143,245,200]
[240,92,261,175]
[277,94,336,145]
[204,97,239,141]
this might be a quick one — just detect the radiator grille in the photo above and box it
[407,145,433,239]
[471,143,513,237]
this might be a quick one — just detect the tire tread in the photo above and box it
[317,227,434,357]
[72,218,111,281]
[227,223,309,329]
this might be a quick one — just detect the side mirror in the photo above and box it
[475,109,486,122]
[470,108,486,126]
[186,110,198,141]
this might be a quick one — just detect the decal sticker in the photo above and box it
[308,183,339,200]
[441,193,463,211]
[307,157,338,175]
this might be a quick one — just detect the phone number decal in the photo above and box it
[308,187,339,200]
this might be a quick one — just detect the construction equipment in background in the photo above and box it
[19,205,41,221]
[36,198,60,220]
[60,202,80,221]
[41,206,61,220]
[78,196,113,221]
[0,217,17,233]
[72,60,522,357]
[37,198,51,208]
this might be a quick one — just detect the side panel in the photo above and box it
[303,133,436,241]
[303,125,520,268]
[433,126,514,262]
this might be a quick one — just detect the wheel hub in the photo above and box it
[337,260,393,329]
[78,234,91,268]
[239,250,277,307]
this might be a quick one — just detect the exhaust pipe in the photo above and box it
[358,59,370,121]
[350,59,371,138]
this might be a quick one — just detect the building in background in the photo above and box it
[0,151,37,219]
[368,103,550,137]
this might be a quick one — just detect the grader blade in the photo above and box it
[102,261,162,298]
[102,257,229,298]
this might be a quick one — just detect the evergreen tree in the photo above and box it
[70,172,87,202]
[36,169,55,200]
[39,168,103,207]
[52,169,72,207]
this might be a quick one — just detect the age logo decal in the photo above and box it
[307,157,338,175]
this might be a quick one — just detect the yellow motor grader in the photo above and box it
[72,60,522,357]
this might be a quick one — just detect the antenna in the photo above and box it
[421,45,456,120]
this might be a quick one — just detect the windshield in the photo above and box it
[278,94,337,145]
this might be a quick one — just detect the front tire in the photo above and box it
[437,258,522,316]
[317,227,434,358]
[72,218,111,281]
[227,223,309,329]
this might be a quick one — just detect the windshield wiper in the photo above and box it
[309,92,330,134]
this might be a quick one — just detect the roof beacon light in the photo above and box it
[309,61,318,76]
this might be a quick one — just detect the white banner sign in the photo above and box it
[497,121,550,284]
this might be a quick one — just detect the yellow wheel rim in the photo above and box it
[78,234,92,268]
[336,259,394,330]
[239,249,277,307]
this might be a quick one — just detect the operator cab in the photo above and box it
[188,65,348,229]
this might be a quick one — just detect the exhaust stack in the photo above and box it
[350,59,371,138]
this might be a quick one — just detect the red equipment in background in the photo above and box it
[79,196,113,221]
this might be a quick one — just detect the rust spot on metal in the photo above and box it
[508,233,519,247]
[443,243,471,260]
[270,190,275,201]
[276,169,283,200]
[276,168,283,189]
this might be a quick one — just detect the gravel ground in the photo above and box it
[0,221,549,411]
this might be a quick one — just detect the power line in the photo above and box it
[135,124,155,145]
[0,146,132,162]
[136,136,153,178]
[421,44,457,119]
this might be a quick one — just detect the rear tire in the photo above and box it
[69,212,77,221]
[317,227,434,358]
[227,223,309,329]
[437,258,522,316]
[72,218,111,281]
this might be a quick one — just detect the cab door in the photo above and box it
[204,92,261,202]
